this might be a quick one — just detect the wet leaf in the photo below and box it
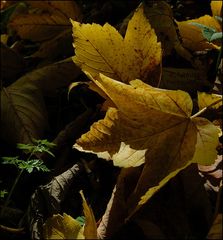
[71,5,161,84]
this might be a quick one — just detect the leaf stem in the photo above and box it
[0,169,24,217]
[190,107,207,119]
[0,148,35,217]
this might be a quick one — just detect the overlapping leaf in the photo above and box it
[1,84,48,144]
[177,15,222,51]
[0,58,80,145]
[43,213,84,239]
[43,191,97,239]
[197,92,222,110]
[27,0,82,20]
[71,5,161,84]
[74,74,219,209]
[8,0,82,41]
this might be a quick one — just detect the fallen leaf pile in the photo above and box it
[0,0,222,239]
[71,2,222,236]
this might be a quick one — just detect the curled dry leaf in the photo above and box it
[71,5,161,84]
[73,73,219,211]
[177,15,222,51]
[29,164,82,239]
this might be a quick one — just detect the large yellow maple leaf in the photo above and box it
[73,74,219,209]
[74,74,218,167]
[71,5,161,84]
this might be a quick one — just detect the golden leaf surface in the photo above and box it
[177,15,221,51]
[74,74,219,212]
[211,0,222,16]
[74,74,218,168]
[71,5,161,83]
[43,213,84,239]
[80,191,97,239]
[198,92,222,110]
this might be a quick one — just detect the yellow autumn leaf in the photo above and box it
[198,92,222,110]
[80,190,98,239]
[43,213,84,239]
[43,191,97,240]
[211,0,222,17]
[134,115,219,210]
[74,74,218,169]
[71,5,161,84]
[177,15,221,51]
[73,74,218,215]
[73,73,218,216]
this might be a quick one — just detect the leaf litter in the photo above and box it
[0,1,222,239]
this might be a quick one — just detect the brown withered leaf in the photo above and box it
[8,1,82,42]
[1,42,24,84]
[27,0,82,20]
[9,13,70,42]
[31,29,73,61]
[11,58,81,96]
[0,84,48,144]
